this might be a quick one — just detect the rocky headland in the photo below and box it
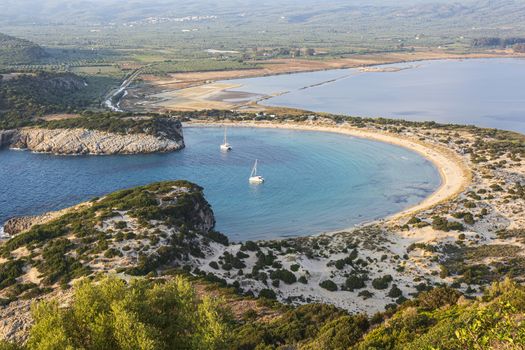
[0,116,184,155]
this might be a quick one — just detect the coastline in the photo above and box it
[131,53,525,112]
[3,118,522,317]
[186,120,471,224]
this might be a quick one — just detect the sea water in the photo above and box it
[0,127,440,241]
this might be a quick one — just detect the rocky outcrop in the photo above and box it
[0,130,16,148]
[5,124,184,155]
[0,290,73,344]
[0,300,33,344]
[2,214,55,236]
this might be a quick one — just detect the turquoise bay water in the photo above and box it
[225,58,525,134]
[0,127,440,241]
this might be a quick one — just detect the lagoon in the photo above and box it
[225,58,525,134]
[0,127,440,241]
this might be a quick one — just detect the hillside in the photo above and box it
[1,0,525,61]
[0,180,524,349]
[0,72,115,128]
[0,33,47,66]
[5,275,525,349]
[0,180,225,340]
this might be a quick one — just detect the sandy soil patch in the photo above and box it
[36,114,81,121]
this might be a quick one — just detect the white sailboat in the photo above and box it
[249,159,265,184]
[220,127,232,151]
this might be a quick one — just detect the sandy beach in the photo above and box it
[186,120,471,223]
[186,117,522,313]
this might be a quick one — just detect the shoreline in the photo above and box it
[134,53,525,112]
[2,121,470,241]
[186,120,471,226]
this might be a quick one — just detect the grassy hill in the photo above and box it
[0,33,48,66]
[0,71,117,128]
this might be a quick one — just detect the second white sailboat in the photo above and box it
[249,159,265,184]
[220,127,232,151]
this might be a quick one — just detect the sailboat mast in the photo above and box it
[224,127,227,144]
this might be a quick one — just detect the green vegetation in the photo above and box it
[431,216,465,232]
[6,278,525,349]
[25,276,229,350]
[355,280,524,350]
[233,279,525,349]
[0,181,222,303]
[344,275,366,291]
[38,112,183,139]
[231,303,352,349]
[3,0,525,63]
[142,59,260,77]
[0,72,117,128]
[442,244,525,285]
[371,275,393,290]
[0,33,47,65]
[472,37,525,50]
[270,269,297,284]
[319,280,338,292]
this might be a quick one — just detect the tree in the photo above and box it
[319,280,338,292]
[302,315,369,350]
[26,276,229,350]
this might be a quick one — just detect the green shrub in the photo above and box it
[358,290,374,299]
[372,275,393,290]
[388,284,403,298]
[345,275,366,291]
[26,276,228,350]
[416,286,462,310]
[259,289,277,300]
[269,269,296,284]
[407,217,421,225]
[319,280,338,292]
[241,241,259,252]
[302,315,370,350]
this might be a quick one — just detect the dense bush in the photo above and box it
[414,286,462,310]
[25,276,229,350]
[240,241,259,252]
[269,269,296,284]
[388,284,403,298]
[0,260,25,289]
[345,275,366,291]
[0,72,114,128]
[319,280,338,292]
[231,304,347,349]
[372,275,393,290]
[301,315,370,350]
[432,216,465,232]
[258,289,277,300]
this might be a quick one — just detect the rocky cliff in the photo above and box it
[1,118,184,155]
[0,130,16,148]
[9,127,183,155]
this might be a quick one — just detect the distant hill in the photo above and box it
[0,72,95,128]
[0,33,48,65]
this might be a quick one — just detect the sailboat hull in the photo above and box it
[220,127,232,151]
[249,176,264,184]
